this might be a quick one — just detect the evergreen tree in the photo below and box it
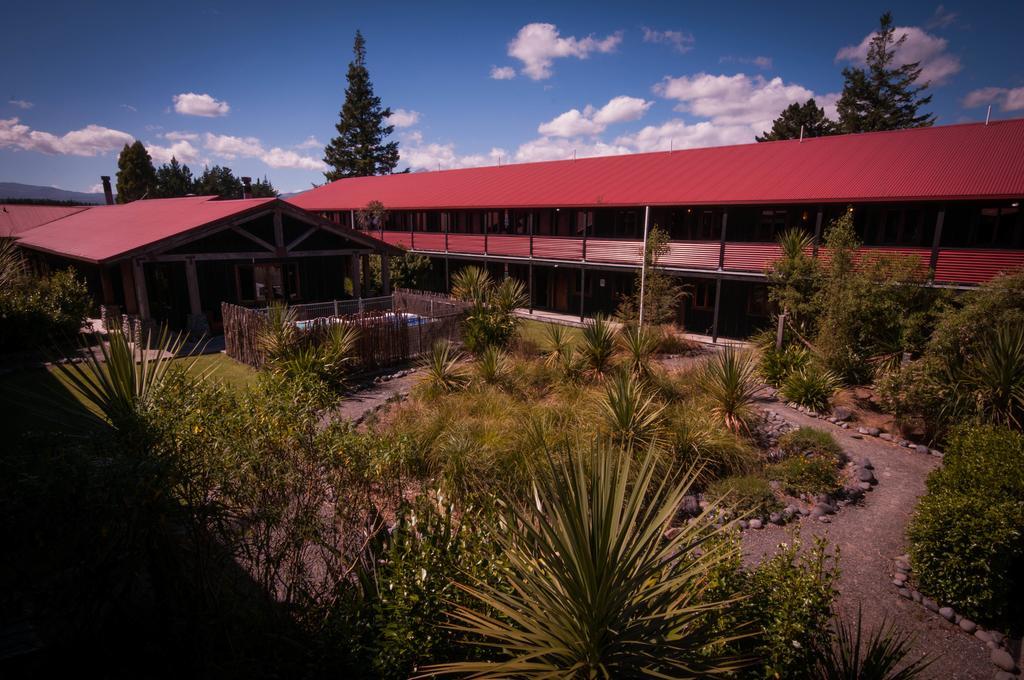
[323,31,400,180]
[154,157,195,198]
[115,141,157,203]
[250,176,278,198]
[194,165,244,199]
[756,99,838,142]
[836,12,935,133]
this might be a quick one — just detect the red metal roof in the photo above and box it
[0,204,92,238]
[15,196,274,263]
[289,119,1024,211]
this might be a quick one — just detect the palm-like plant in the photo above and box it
[616,324,659,377]
[778,227,815,260]
[579,313,618,375]
[780,363,841,412]
[814,606,933,680]
[256,302,299,364]
[427,444,746,678]
[0,238,27,291]
[52,325,193,433]
[599,370,665,447]
[274,322,360,386]
[475,344,510,386]
[491,276,528,314]
[451,266,492,306]
[542,322,574,369]
[419,339,468,393]
[698,346,761,435]
[964,323,1024,428]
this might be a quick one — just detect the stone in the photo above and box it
[851,433,863,439]
[832,406,853,421]
[994,672,1017,680]
[769,512,783,525]
[922,597,939,612]
[858,468,877,484]
[958,618,976,633]
[893,572,907,584]
[990,630,1005,644]
[991,649,1017,673]
[679,495,701,517]
[930,448,942,456]
[915,444,930,455]
[815,501,836,515]
[895,561,910,573]
[892,579,905,587]
[799,506,810,516]
[860,457,874,469]
[828,417,838,423]
[938,606,955,621]
[865,427,881,436]
[879,433,893,441]
[843,485,864,500]
[897,587,911,599]
[857,427,870,435]
[975,629,993,643]
[911,590,922,603]
[840,422,849,429]
[738,519,749,530]
[810,506,826,519]
[664,527,682,541]
[858,482,872,491]
[783,505,797,518]
[817,515,832,523]
[748,519,762,529]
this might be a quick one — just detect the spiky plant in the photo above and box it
[698,346,761,435]
[780,363,840,412]
[426,444,747,678]
[0,238,27,291]
[579,313,618,375]
[814,606,933,680]
[778,227,815,260]
[599,369,665,448]
[419,339,468,394]
[542,322,574,369]
[475,345,510,386]
[451,266,493,306]
[52,325,193,433]
[256,302,299,364]
[273,322,360,386]
[491,276,528,314]
[964,323,1024,429]
[616,324,659,377]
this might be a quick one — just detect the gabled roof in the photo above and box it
[0,204,92,238]
[289,118,1024,211]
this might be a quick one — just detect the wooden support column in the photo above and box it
[381,254,391,295]
[185,257,202,315]
[929,208,945,277]
[99,266,116,305]
[273,209,285,253]
[711,276,723,343]
[132,258,151,321]
[444,256,450,293]
[120,261,138,314]
[528,262,534,314]
[362,254,371,294]
[718,210,729,270]
[579,267,586,322]
[350,254,361,298]
[812,207,824,257]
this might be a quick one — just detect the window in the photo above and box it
[236,263,300,303]
[757,209,787,241]
[691,282,716,311]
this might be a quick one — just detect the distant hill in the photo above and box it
[0,182,106,205]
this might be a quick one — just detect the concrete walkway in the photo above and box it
[514,308,750,347]
[742,400,995,679]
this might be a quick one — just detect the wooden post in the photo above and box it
[132,258,151,320]
[350,254,361,298]
[381,254,391,295]
[813,208,824,257]
[273,209,284,252]
[579,267,586,322]
[929,208,945,277]
[718,210,728,270]
[711,277,722,343]
[528,261,534,314]
[99,266,116,305]
[444,256,450,293]
[120,261,138,314]
[185,257,202,315]
[638,205,650,327]
[362,254,371,294]
[775,312,787,350]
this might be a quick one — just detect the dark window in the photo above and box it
[691,282,716,310]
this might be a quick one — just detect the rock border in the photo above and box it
[891,554,1020,677]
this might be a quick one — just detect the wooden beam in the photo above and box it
[273,209,284,248]
[132,258,151,321]
[381,254,391,294]
[185,258,202,315]
[711,277,722,343]
[286,226,318,251]
[100,266,116,305]
[147,248,371,262]
[120,261,138,314]
[230,226,276,252]
[350,254,362,298]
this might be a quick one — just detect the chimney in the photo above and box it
[100,176,114,205]
[241,176,252,199]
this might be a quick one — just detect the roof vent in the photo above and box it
[241,176,252,199]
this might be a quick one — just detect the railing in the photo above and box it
[288,295,393,321]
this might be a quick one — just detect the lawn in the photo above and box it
[0,352,256,436]
[518,318,583,348]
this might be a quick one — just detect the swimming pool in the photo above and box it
[294,312,428,330]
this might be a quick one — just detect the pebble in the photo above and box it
[990,631,1005,644]
[897,587,911,599]
[858,482,872,491]
[879,433,893,441]
[958,618,976,633]
[991,649,1017,673]
[858,468,877,483]
[749,519,763,530]
[938,606,955,621]
[840,422,849,429]
[922,598,939,612]
[915,444,930,455]
[851,434,863,439]
[893,572,907,583]
[975,629,993,643]
[738,519,749,530]
[860,457,874,469]
[912,590,922,603]
[769,512,783,525]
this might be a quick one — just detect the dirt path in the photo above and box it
[329,370,422,424]
[742,400,993,679]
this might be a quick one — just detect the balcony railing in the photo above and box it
[375,230,1024,285]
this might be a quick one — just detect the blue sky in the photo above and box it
[2,0,1023,194]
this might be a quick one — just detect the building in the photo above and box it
[290,119,1024,339]
[14,195,399,332]
[1,203,93,239]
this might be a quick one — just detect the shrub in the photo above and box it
[418,340,469,395]
[598,369,665,447]
[813,605,933,680]
[779,427,843,462]
[760,344,810,388]
[453,266,527,353]
[578,313,618,375]
[615,323,658,376]
[698,346,761,434]
[705,474,781,517]
[907,425,1024,626]
[665,403,758,482]
[768,455,842,496]
[474,345,511,386]
[780,363,839,412]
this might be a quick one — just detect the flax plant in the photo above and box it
[616,324,659,377]
[698,345,761,435]
[579,313,618,376]
[419,339,469,394]
[599,369,665,448]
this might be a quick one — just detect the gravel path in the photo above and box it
[742,400,994,679]
[329,370,422,424]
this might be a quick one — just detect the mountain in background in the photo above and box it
[0,182,106,204]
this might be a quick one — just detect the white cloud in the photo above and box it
[513,136,631,163]
[8,99,33,110]
[490,66,516,80]
[260,147,327,171]
[0,117,133,156]
[836,25,961,85]
[87,183,104,193]
[538,95,653,137]
[164,130,199,142]
[296,135,321,149]
[204,132,263,159]
[641,27,694,54]
[507,23,622,80]
[613,119,754,152]
[400,140,506,171]
[654,72,838,134]
[147,139,202,165]
[172,92,231,117]
[927,5,957,30]
[963,86,1024,112]
[120,104,137,112]
[721,55,773,70]
[388,108,420,128]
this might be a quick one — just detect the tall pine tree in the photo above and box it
[115,141,157,203]
[756,99,837,142]
[836,12,935,133]
[195,166,244,199]
[250,176,278,198]
[154,157,195,197]
[323,31,400,180]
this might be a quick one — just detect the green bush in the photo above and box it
[907,425,1024,626]
[760,345,810,388]
[778,427,843,462]
[768,455,842,496]
[705,474,781,517]
[0,265,92,353]
[780,363,839,412]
